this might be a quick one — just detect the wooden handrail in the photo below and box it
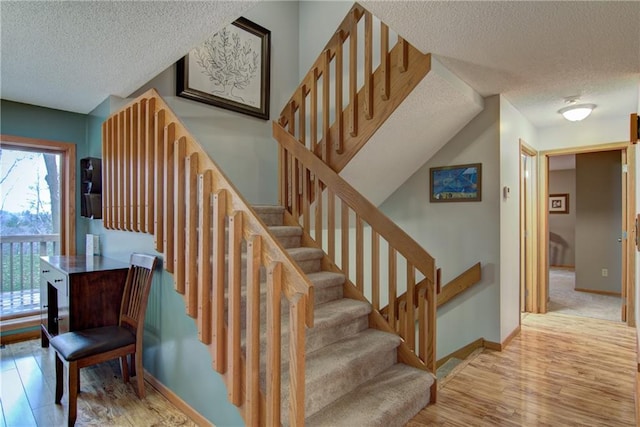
[380,262,482,318]
[102,89,314,425]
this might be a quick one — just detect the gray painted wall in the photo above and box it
[575,151,622,294]
[549,169,576,267]
[379,95,502,357]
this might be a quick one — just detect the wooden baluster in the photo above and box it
[279,146,286,207]
[266,262,282,426]
[130,103,139,232]
[173,137,186,293]
[197,170,212,344]
[292,158,300,219]
[163,122,176,272]
[399,36,408,73]
[371,229,380,311]
[117,110,125,230]
[289,292,306,426]
[322,49,330,162]
[299,88,306,148]
[302,166,310,232]
[311,68,318,155]
[102,120,110,229]
[335,31,344,154]
[314,177,323,248]
[418,287,427,362]
[245,235,262,426]
[341,200,349,278]
[137,100,146,232]
[327,188,335,261]
[228,211,243,406]
[380,23,390,101]
[364,12,373,120]
[399,300,407,335]
[349,16,358,137]
[123,107,131,230]
[426,275,437,377]
[211,189,227,373]
[406,262,416,350]
[153,110,165,251]
[388,246,397,330]
[356,214,363,293]
[185,153,198,317]
[146,98,156,234]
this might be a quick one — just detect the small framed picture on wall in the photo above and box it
[549,193,569,214]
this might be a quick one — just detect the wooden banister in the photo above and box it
[102,89,314,425]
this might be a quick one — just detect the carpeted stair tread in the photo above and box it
[280,328,401,420]
[312,298,371,330]
[305,271,345,304]
[306,363,434,427]
[268,225,302,248]
[285,246,324,260]
[252,205,284,226]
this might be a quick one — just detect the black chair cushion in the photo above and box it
[49,325,135,361]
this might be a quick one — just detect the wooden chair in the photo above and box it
[49,253,158,426]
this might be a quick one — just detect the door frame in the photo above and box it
[520,140,538,313]
[536,141,635,326]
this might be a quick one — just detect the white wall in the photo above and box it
[537,116,629,151]
[379,95,501,358]
[498,96,537,342]
[129,2,301,205]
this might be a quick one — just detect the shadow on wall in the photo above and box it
[549,232,570,266]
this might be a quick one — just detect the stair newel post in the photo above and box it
[289,292,306,426]
[364,11,373,120]
[173,137,187,293]
[245,234,262,426]
[184,153,199,318]
[197,170,213,344]
[418,287,427,362]
[266,262,283,426]
[163,122,176,273]
[211,189,227,373]
[228,211,243,406]
[153,109,165,249]
[426,275,437,380]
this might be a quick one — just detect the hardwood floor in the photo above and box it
[1,313,637,426]
[410,313,638,426]
[0,339,196,426]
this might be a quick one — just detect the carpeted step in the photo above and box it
[280,328,401,422]
[306,271,345,305]
[252,205,285,226]
[285,247,323,274]
[305,363,434,427]
[268,225,302,249]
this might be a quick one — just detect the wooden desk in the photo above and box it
[40,256,129,347]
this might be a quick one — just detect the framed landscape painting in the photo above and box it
[176,17,271,120]
[430,163,482,202]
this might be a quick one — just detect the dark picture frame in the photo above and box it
[430,163,482,202]
[176,17,271,120]
[549,193,569,214]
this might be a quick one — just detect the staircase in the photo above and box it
[100,3,442,426]
[252,205,434,425]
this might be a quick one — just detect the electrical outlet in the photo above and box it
[602,268,608,277]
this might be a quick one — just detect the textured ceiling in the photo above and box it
[1,1,638,125]
[0,1,257,113]
[361,0,640,127]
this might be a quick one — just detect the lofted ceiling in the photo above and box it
[1,1,638,127]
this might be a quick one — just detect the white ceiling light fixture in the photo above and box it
[558,98,596,122]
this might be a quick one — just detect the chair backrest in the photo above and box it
[119,253,158,336]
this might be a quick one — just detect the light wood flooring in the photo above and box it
[1,312,638,426]
[410,312,638,426]
[0,339,197,426]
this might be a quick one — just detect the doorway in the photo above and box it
[520,140,537,313]
[536,142,635,326]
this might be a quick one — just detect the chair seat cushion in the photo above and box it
[49,325,135,361]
